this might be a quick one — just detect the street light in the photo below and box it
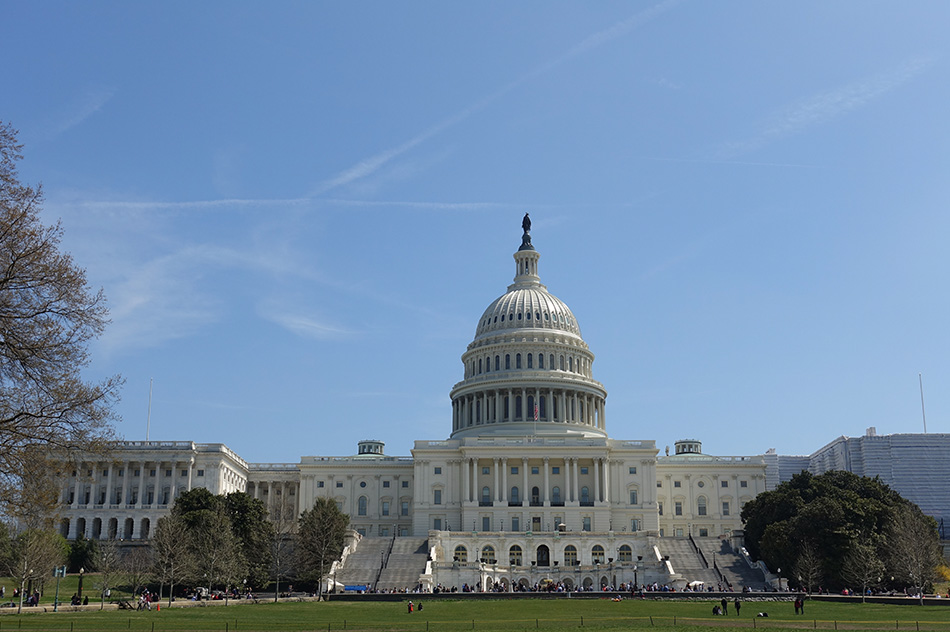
[78,567,85,599]
[776,568,782,592]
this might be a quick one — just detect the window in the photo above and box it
[180,470,187,477]
[531,466,539,475]
[317,481,325,488]
[722,501,730,516]
[196,470,204,477]
[631,519,641,532]
[481,545,496,564]
[164,469,171,477]
[740,480,748,488]
[629,467,637,474]
[657,481,662,487]
[511,516,520,531]
[629,490,638,505]
[673,481,681,488]
[538,354,544,369]
[358,496,367,516]
[505,354,511,370]
[382,501,390,516]
[619,545,632,561]
[552,466,560,474]
[402,481,409,488]
[379,527,390,537]
[699,528,709,537]
[564,545,578,566]
[697,497,707,516]
[722,480,729,488]
[511,466,518,475]
[697,481,705,488]
[482,517,491,531]
[582,517,591,531]
[516,354,522,368]
[401,501,409,516]
[509,545,523,566]
[527,354,533,368]
[482,466,490,475]
[433,518,442,530]
[434,467,442,475]
[482,486,491,504]
[552,487,561,503]
[336,481,343,488]
[674,501,683,516]
[433,489,442,505]
[454,546,468,563]
[592,545,606,564]
[360,481,366,487]
[531,487,540,505]
[580,467,588,475]
[149,469,156,477]
[383,480,390,488]
[510,487,520,503]
[658,502,663,516]
[581,487,590,503]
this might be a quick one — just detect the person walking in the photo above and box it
[734,598,741,615]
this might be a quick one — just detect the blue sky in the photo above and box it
[4,2,949,463]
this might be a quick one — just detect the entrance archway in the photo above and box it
[536,544,550,566]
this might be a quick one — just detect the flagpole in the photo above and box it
[919,373,927,434]
[146,378,153,441]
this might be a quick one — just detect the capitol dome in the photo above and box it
[449,215,607,440]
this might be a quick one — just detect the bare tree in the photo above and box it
[270,493,297,602]
[152,514,191,607]
[841,540,885,602]
[92,538,121,609]
[793,540,823,594]
[0,121,121,518]
[123,546,153,598]
[191,506,246,603]
[6,528,67,613]
[887,505,942,604]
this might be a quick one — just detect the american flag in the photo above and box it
[534,404,539,421]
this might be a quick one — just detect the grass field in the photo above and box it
[4,596,950,632]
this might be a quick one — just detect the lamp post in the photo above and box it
[78,567,85,599]
[776,568,782,592]
[633,565,639,591]
[53,566,66,612]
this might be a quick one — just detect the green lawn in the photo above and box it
[3,597,950,632]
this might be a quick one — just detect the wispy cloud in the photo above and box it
[259,308,355,341]
[313,0,683,195]
[719,57,932,158]
[44,85,116,139]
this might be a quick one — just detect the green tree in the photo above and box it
[68,533,96,573]
[741,470,915,591]
[296,498,348,597]
[223,492,274,590]
[0,122,121,518]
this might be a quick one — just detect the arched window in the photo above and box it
[538,354,544,369]
[454,545,468,563]
[516,396,523,419]
[482,486,491,504]
[481,545,496,564]
[629,489,638,505]
[581,486,590,504]
[559,355,565,370]
[527,354,533,368]
[495,355,500,371]
[478,358,482,374]
[552,486,562,504]
[569,356,574,372]
[618,545,633,562]
[358,496,367,516]
[516,354,522,369]
[697,496,707,516]
[510,486,520,503]
[509,545,523,566]
[531,486,540,505]
[549,354,555,369]
[564,545,578,566]
[592,545,605,564]
[505,354,511,370]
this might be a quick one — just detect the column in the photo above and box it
[572,459,579,502]
[543,457,550,504]
[136,462,147,508]
[602,458,610,503]
[105,464,114,507]
[493,458,500,502]
[564,458,572,503]
[186,458,194,491]
[522,458,529,505]
[155,461,163,505]
[501,458,508,502]
[120,461,130,505]
[72,463,82,508]
[462,457,470,503]
[169,462,178,503]
[594,458,601,503]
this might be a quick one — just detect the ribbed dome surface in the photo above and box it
[474,287,581,340]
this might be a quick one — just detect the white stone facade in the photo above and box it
[54,219,769,588]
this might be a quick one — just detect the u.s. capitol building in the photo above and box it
[54,217,797,590]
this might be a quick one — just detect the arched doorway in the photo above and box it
[536,544,550,566]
